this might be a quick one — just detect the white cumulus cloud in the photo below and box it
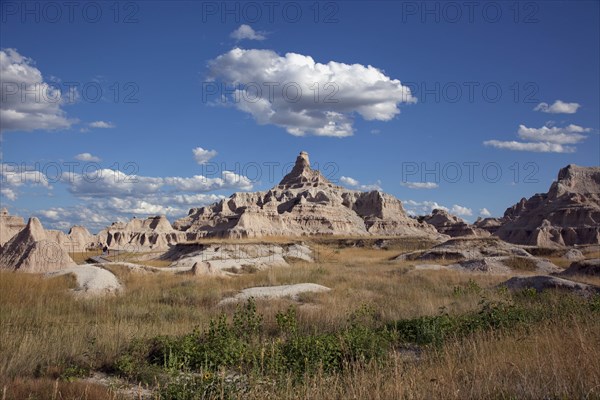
[1,187,17,201]
[479,208,492,217]
[207,48,416,137]
[483,140,575,153]
[517,124,589,144]
[340,176,359,187]
[401,181,438,189]
[230,24,267,41]
[402,200,472,218]
[75,153,101,162]
[192,147,217,164]
[0,48,76,132]
[0,163,53,200]
[339,176,381,191]
[89,121,115,129]
[534,100,580,114]
[483,123,591,153]
[450,204,473,217]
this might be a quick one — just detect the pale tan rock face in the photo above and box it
[0,217,76,272]
[0,208,26,246]
[495,165,600,247]
[96,215,188,251]
[422,209,490,238]
[173,151,440,239]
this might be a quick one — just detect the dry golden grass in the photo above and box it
[69,250,103,264]
[1,239,599,399]
[0,241,499,380]
[0,377,125,400]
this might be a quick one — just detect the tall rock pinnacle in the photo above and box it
[278,151,332,189]
[174,151,442,238]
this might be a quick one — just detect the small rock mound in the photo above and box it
[397,237,532,262]
[563,248,585,261]
[501,275,600,296]
[169,243,313,276]
[449,258,511,274]
[47,265,121,296]
[219,283,331,305]
[561,259,600,277]
[414,256,559,275]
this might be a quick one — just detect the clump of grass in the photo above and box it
[503,256,538,271]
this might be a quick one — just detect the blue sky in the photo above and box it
[1,0,599,231]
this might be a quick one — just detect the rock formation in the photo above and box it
[473,217,503,235]
[97,215,187,250]
[168,243,313,276]
[495,164,600,246]
[65,225,97,252]
[501,275,600,296]
[397,237,561,275]
[46,265,122,296]
[0,208,26,246]
[0,217,76,272]
[560,259,600,277]
[396,237,533,261]
[174,152,440,239]
[219,283,331,305]
[420,209,490,237]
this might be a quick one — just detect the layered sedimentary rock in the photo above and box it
[174,152,439,238]
[168,243,313,276]
[421,209,490,237]
[396,237,533,261]
[495,165,600,246]
[0,208,26,246]
[0,217,76,272]
[65,225,97,252]
[97,215,188,250]
[473,217,503,235]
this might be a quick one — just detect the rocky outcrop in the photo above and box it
[561,259,600,277]
[219,283,331,305]
[46,265,121,296]
[65,225,97,252]
[563,248,585,261]
[473,217,503,235]
[0,217,76,272]
[397,237,533,262]
[168,243,313,276]
[0,208,26,246]
[501,275,600,296]
[97,215,188,250]
[421,209,490,237]
[495,165,600,247]
[174,152,440,239]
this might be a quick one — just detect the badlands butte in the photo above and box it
[0,151,599,296]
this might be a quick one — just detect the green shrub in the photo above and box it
[158,371,239,400]
[112,293,600,389]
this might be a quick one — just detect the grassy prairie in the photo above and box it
[1,239,599,399]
